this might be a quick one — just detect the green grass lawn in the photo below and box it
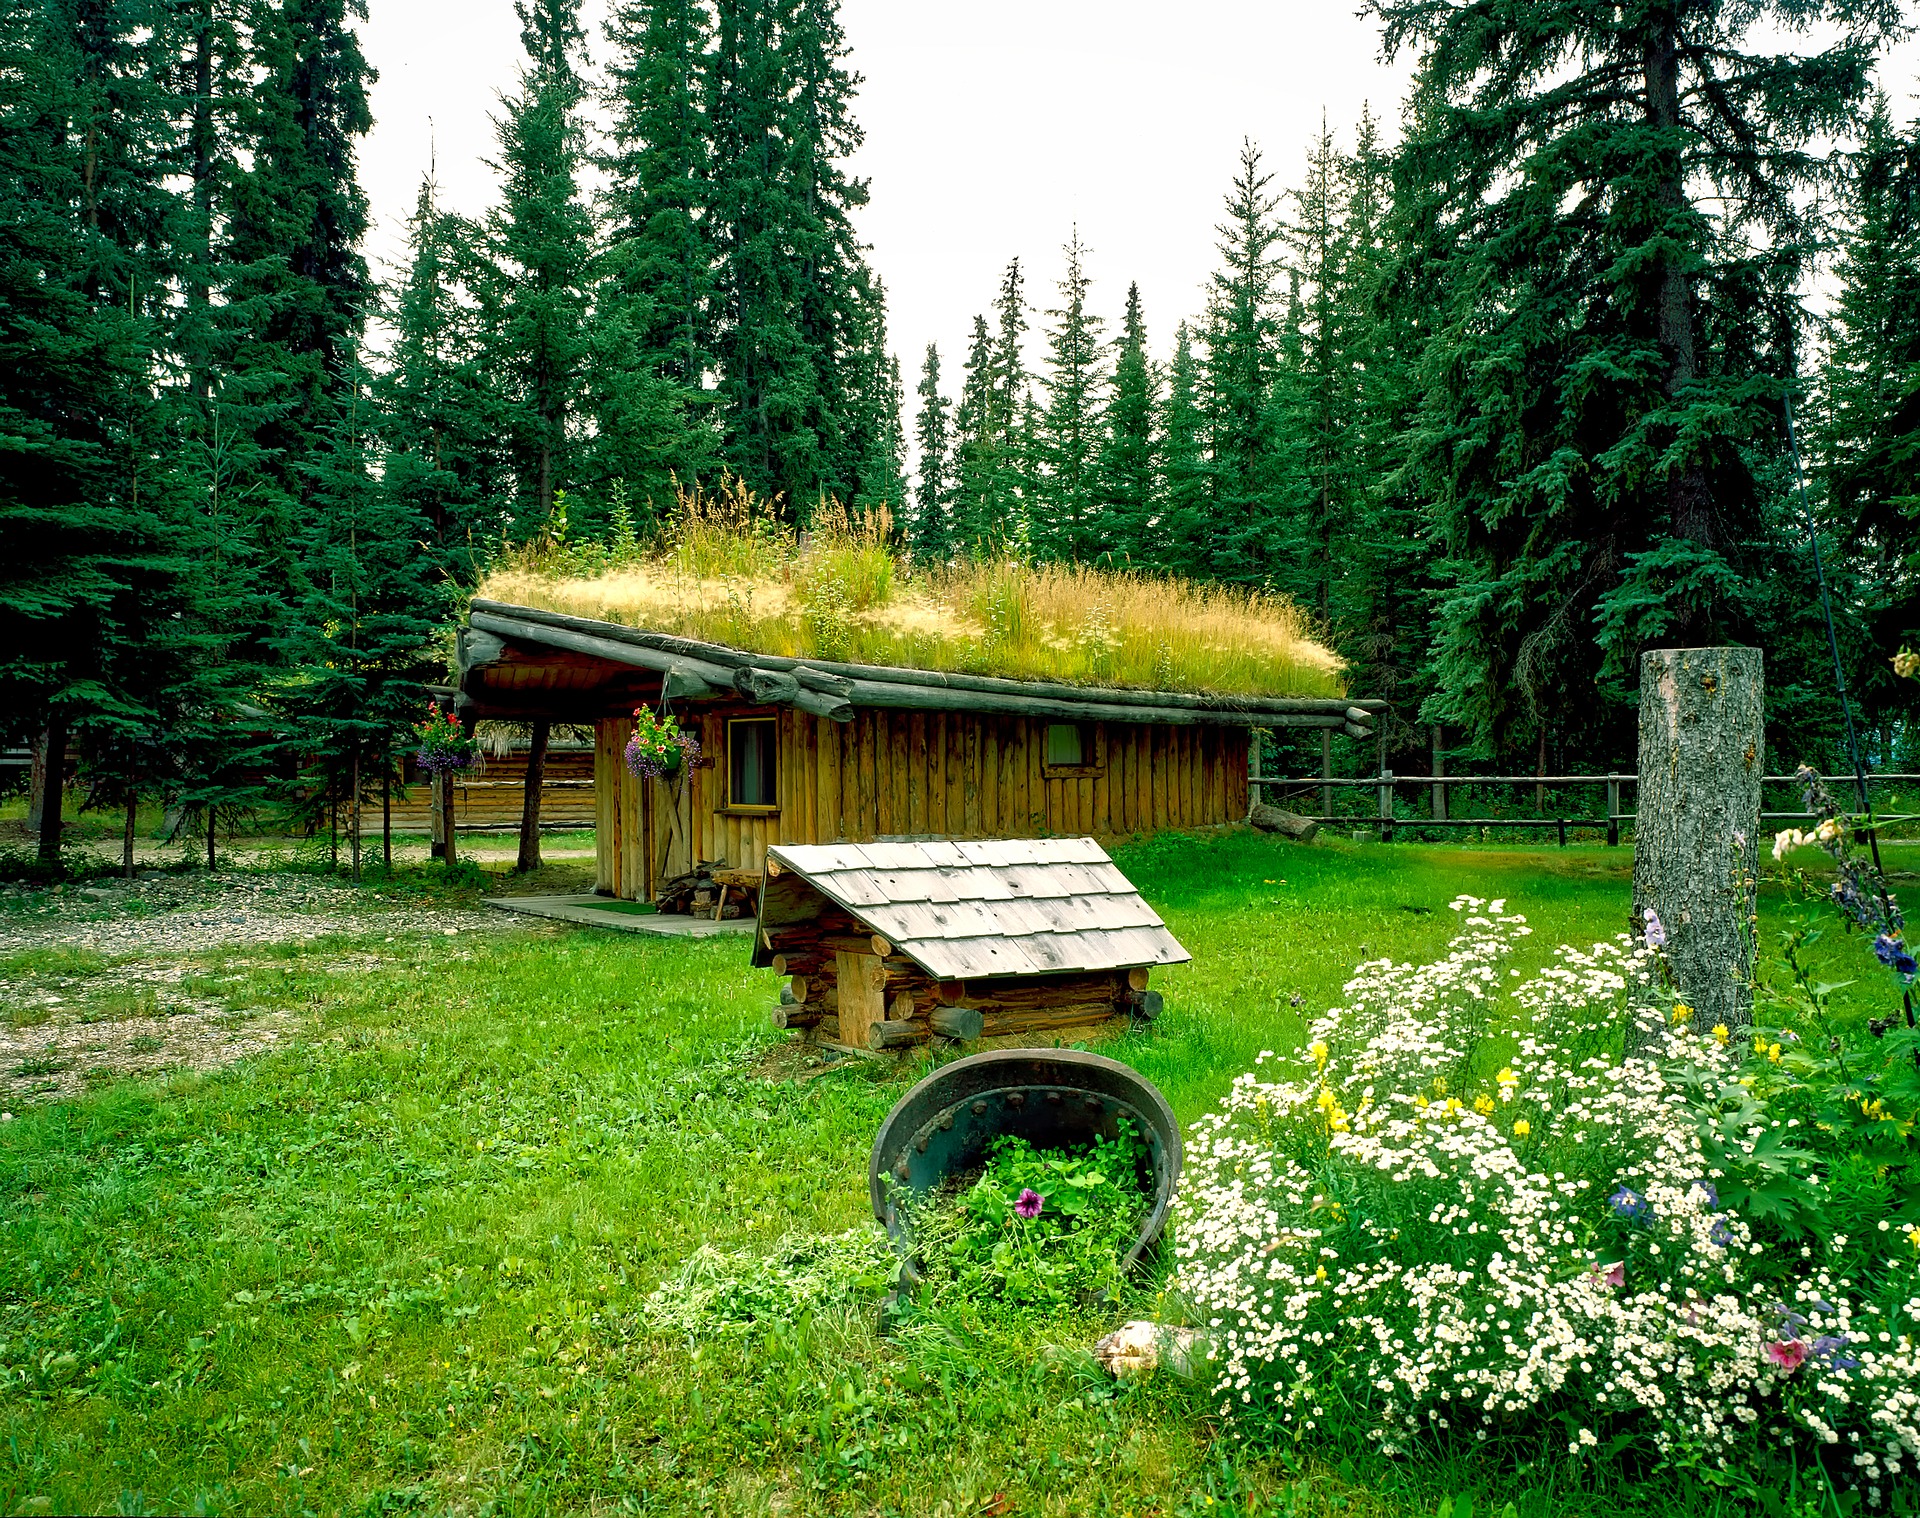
[0,832,1905,1516]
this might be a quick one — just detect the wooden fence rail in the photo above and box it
[1249,770,1920,846]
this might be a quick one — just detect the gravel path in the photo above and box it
[0,871,543,1111]
[0,871,523,959]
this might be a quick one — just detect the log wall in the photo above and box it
[594,706,1249,900]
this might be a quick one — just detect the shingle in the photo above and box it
[762,835,1189,978]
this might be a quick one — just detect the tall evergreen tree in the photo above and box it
[1819,100,1920,740]
[220,0,374,538]
[478,0,594,535]
[1375,0,1901,759]
[1097,282,1160,566]
[1036,230,1110,562]
[911,343,953,559]
[949,313,999,552]
[376,177,509,576]
[1159,322,1211,578]
[1202,140,1286,583]
[598,0,718,514]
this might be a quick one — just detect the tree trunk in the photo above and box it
[382,764,392,872]
[124,789,137,880]
[1630,647,1763,1050]
[349,749,362,883]
[517,720,550,873]
[206,800,217,872]
[37,715,67,867]
[441,768,457,868]
[27,730,47,833]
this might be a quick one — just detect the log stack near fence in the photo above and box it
[753,838,1189,1052]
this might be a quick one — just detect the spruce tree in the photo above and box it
[598,0,718,513]
[987,258,1031,540]
[1036,230,1110,563]
[949,314,999,552]
[479,0,594,536]
[1375,0,1901,758]
[1202,140,1286,583]
[221,0,374,540]
[911,343,953,561]
[1819,100,1920,736]
[376,177,510,576]
[1159,322,1211,578]
[1098,281,1159,567]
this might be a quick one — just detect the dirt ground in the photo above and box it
[0,861,555,1112]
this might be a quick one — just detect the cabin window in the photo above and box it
[1045,723,1085,766]
[727,717,778,810]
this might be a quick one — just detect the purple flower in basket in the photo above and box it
[1013,1187,1043,1220]
[625,709,701,779]
[415,746,472,775]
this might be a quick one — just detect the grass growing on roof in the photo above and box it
[480,481,1344,699]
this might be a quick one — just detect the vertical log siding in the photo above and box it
[593,707,1251,900]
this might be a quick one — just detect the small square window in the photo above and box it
[727,718,778,809]
[1045,723,1085,766]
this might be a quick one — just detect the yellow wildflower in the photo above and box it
[1711,1024,1730,1045]
[1433,1077,1448,1095]
[1412,1094,1429,1111]
[1513,1119,1532,1138]
[1907,1225,1920,1253]
[1768,1043,1783,1063]
[1314,1265,1328,1282]
[1496,1067,1519,1088]
[1308,1040,1329,1065]
[1444,1097,1463,1116]
[1672,1004,1693,1025]
[1474,1095,1496,1115]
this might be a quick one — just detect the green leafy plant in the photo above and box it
[904,1124,1151,1314]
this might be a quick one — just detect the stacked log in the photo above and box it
[655,860,741,916]
[764,909,1152,1051]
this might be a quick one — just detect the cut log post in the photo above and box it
[1121,988,1165,1022]
[1249,803,1318,840]
[930,1006,985,1041]
[788,975,810,1005]
[1126,967,1151,992]
[935,980,969,1006]
[733,667,801,705]
[888,990,916,1021]
[1630,647,1762,1051]
[866,1019,922,1051]
[820,932,893,958]
[836,950,889,1051]
[516,719,550,873]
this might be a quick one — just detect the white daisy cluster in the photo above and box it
[1173,898,1920,1496]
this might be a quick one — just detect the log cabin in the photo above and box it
[449,597,1381,902]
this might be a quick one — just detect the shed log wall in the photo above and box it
[593,707,1249,900]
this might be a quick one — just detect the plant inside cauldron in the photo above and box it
[624,705,700,780]
[901,1122,1152,1314]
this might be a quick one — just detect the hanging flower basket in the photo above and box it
[626,706,701,780]
[413,702,476,775]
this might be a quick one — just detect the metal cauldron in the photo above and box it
[868,1048,1182,1274]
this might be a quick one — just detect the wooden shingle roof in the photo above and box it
[760,837,1191,981]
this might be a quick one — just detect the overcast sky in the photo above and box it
[357,1,1920,406]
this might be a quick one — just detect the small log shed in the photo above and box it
[753,836,1191,1051]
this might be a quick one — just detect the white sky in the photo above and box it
[358,1,1920,409]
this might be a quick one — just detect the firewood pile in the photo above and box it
[655,861,738,917]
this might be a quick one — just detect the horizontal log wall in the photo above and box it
[595,707,1251,900]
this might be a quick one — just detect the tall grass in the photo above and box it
[480,483,1343,698]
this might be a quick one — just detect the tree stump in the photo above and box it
[1631,647,1762,1049]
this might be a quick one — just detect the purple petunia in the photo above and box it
[1013,1187,1043,1220]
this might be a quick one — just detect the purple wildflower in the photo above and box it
[1812,1334,1860,1371]
[1873,934,1917,977]
[1013,1188,1043,1220]
[1641,907,1667,949]
[1609,1185,1652,1224]
[1708,1220,1733,1248]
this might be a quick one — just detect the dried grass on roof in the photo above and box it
[479,484,1343,700]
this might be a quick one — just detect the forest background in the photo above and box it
[5,0,1920,863]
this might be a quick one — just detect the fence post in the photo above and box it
[1378,768,1394,843]
[1320,729,1332,821]
[1606,774,1621,848]
[1431,726,1446,821]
